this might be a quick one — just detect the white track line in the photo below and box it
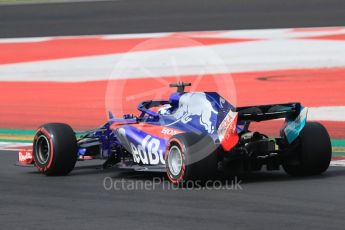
[0,142,32,151]
[1,39,345,82]
[330,160,345,167]
[308,107,345,122]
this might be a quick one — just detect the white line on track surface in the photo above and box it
[308,107,345,122]
[1,33,345,82]
[330,160,345,167]
[0,142,32,151]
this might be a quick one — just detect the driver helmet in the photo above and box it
[158,104,172,115]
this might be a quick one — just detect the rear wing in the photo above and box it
[235,103,301,122]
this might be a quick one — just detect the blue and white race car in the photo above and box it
[19,82,332,184]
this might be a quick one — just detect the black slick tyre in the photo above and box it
[33,123,77,176]
[283,122,331,176]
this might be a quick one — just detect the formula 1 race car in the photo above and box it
[18,82,332,184]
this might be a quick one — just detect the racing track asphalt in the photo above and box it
[1,0,345,229]
[1,0,345,38]
[1,150,345,230]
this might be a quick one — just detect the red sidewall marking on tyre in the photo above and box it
[165,138,186,184]
[34,127,54,172]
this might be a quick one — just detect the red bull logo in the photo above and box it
[170,92,218,133]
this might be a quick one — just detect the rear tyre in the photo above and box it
[165,133,218,185]
[283,122,331,176]
[33,123,78,176]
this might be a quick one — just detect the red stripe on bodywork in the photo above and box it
[111,123,183,139]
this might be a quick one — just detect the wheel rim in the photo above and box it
[35,135,50,165]
[168,145,183,176]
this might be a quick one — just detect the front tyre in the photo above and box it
[283,122,332,176]
[33,123,78,176]
[165,133,218,185]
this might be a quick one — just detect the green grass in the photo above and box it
[0,129,35,135]
[0,128,86,143]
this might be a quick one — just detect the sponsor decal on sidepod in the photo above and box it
[118,128,165,165]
